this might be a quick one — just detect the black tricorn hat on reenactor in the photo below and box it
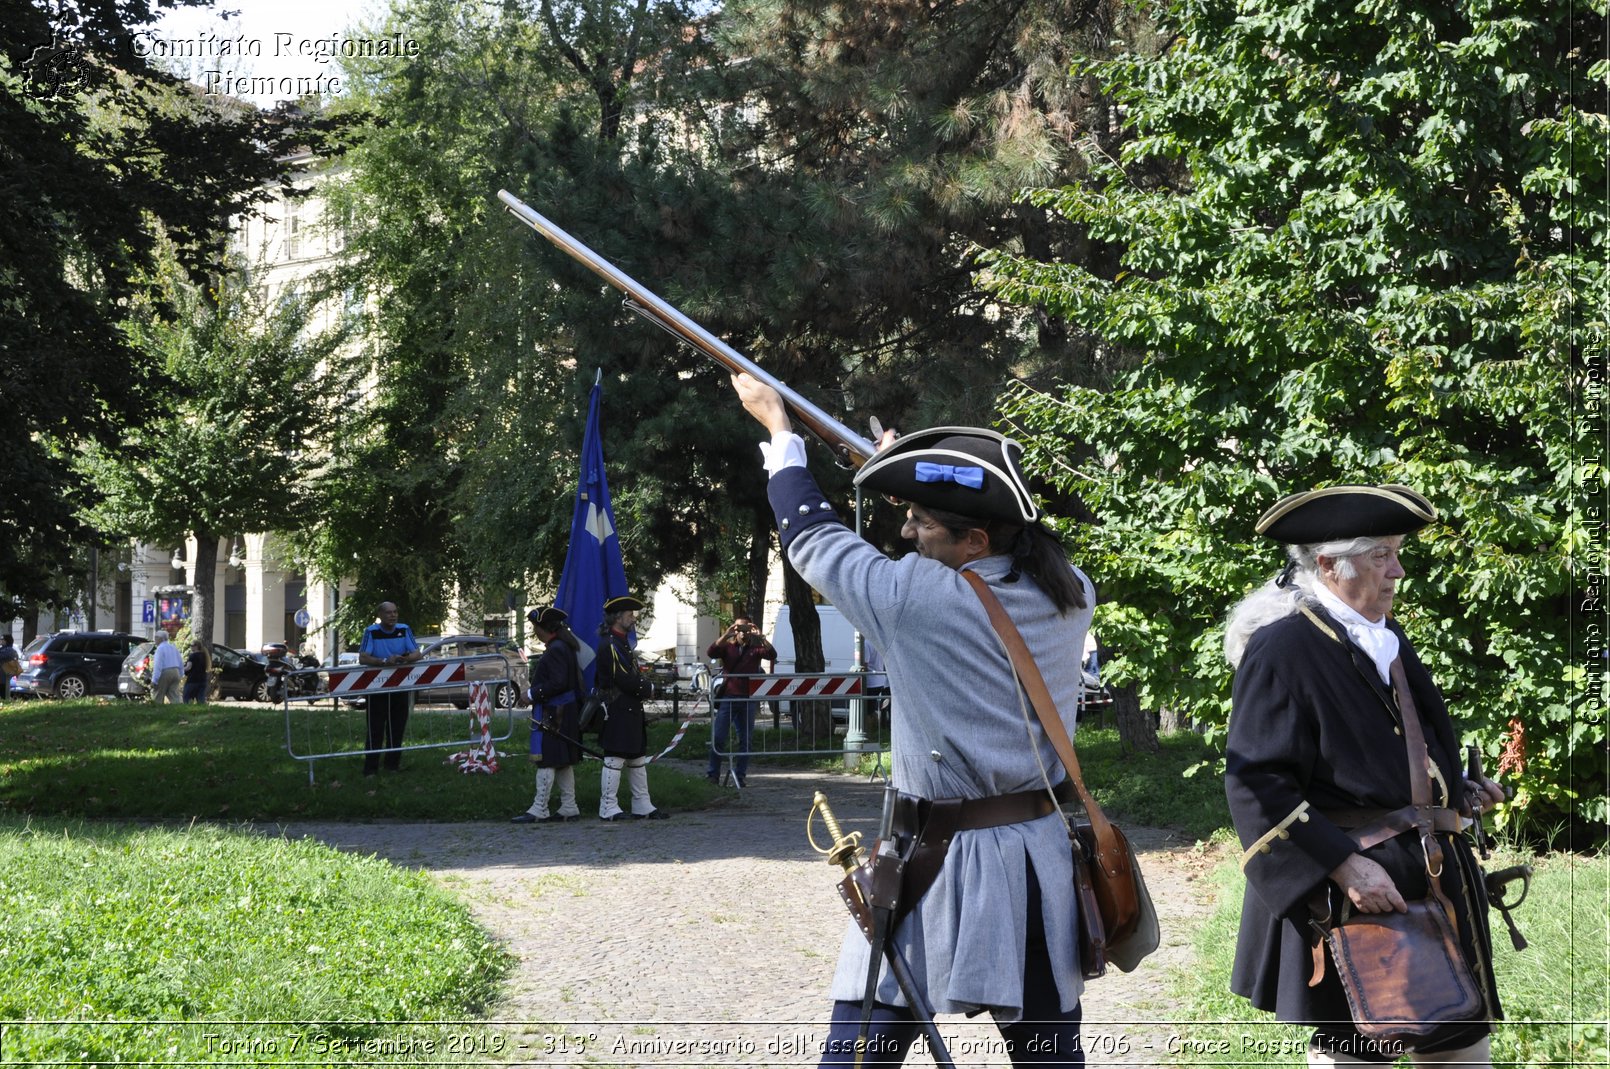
[1256,484,1437,544]
[603,595,645,614]
[527,605,568,632]
[852,427,1040,525]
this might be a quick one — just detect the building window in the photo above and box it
[286,203,303,260]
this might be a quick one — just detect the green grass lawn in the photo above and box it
[0,698,723,821]
[0,819,513,1064]
[0,699,1230,832]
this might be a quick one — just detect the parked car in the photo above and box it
[118,641,272,703]
[415,634,527,709]
[12,631,146,699]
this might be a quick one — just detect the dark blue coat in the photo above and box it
[594,629,653,758]
[1225,603,1500,1042]
[528,637,583,768]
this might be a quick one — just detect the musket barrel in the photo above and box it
[497,190,875,464]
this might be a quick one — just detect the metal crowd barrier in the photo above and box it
[705,671,890,789]
[281,654,517,784]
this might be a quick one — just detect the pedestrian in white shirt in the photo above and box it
[151,632,184,705]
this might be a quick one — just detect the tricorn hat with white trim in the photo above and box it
[1256,484,1437,544]
[852,426,1040,524]
[603,594,645,614]
[527,604,568,632]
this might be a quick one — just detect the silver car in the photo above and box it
[414,634,527,709]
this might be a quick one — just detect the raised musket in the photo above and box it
[497,190,876,467]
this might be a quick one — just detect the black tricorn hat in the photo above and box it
[603,594,645,614]
[852,426,1040,525]
[527,604,568,632]
[1256,484,1437,544]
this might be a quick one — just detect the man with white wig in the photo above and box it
[1223,485,1508,1066]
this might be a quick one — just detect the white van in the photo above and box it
[768,603,862,673]
[763,603,871,725]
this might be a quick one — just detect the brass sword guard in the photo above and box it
[810,790,866,874]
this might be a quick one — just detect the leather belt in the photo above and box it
[952,789,1057,831]
[893,789,1059,927]
[1321,805,1463,851]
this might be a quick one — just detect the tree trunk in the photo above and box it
[745,509,770,620]
[782,553,832,740]
[1112,683,1160,754]
[1158,705,1193,734]
[190,533,219,648]
[782,554,823,672]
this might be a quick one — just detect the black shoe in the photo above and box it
[733,775,747,788]
[510,812,538,824]
[635,809,670,821]
[600,812,633,822]
[539,813,578,823]
[705,773,720,785]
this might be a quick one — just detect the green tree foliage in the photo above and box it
[982,0,1606,839]
[319,0,795,632]
[0,0,333,612]
[712,0,1141,430]
[79,246,356,646]
[645,0,1143,669]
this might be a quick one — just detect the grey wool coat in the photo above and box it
[768,466,1096,1022]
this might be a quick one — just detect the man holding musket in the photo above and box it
[730,373,1096,1066]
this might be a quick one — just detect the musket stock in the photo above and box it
[496,190,875,466]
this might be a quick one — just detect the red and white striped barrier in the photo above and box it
[324,661,467,697]
[749,674,864,699]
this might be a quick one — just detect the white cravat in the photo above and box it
[1314,584,1399,685]
[759,431,808,476]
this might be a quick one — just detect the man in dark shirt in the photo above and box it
[705,615,776,786]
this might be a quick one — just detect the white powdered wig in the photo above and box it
[1223,536,1387,667]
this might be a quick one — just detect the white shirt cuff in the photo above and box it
[759,431,807,476]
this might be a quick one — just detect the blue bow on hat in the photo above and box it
[914,462,985,489]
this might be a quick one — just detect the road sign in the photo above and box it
[294,608,312,628]
[142,600,154,624]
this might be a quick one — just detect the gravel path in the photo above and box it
[274,766,1230,1067]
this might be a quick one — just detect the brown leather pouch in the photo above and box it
[1071,829,1109,979]
[1323,896,1484,1047]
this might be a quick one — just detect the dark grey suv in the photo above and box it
[12,631,146,699]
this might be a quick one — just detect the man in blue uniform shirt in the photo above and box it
[358,600,420,775]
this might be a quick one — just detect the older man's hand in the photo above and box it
[1329,853,1407,914]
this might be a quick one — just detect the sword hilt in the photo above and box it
[810,790,866,873]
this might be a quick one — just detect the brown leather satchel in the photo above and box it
[962,571,1160,977]
[1323,895,1483,1045]
[1310,658,1487,1046]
